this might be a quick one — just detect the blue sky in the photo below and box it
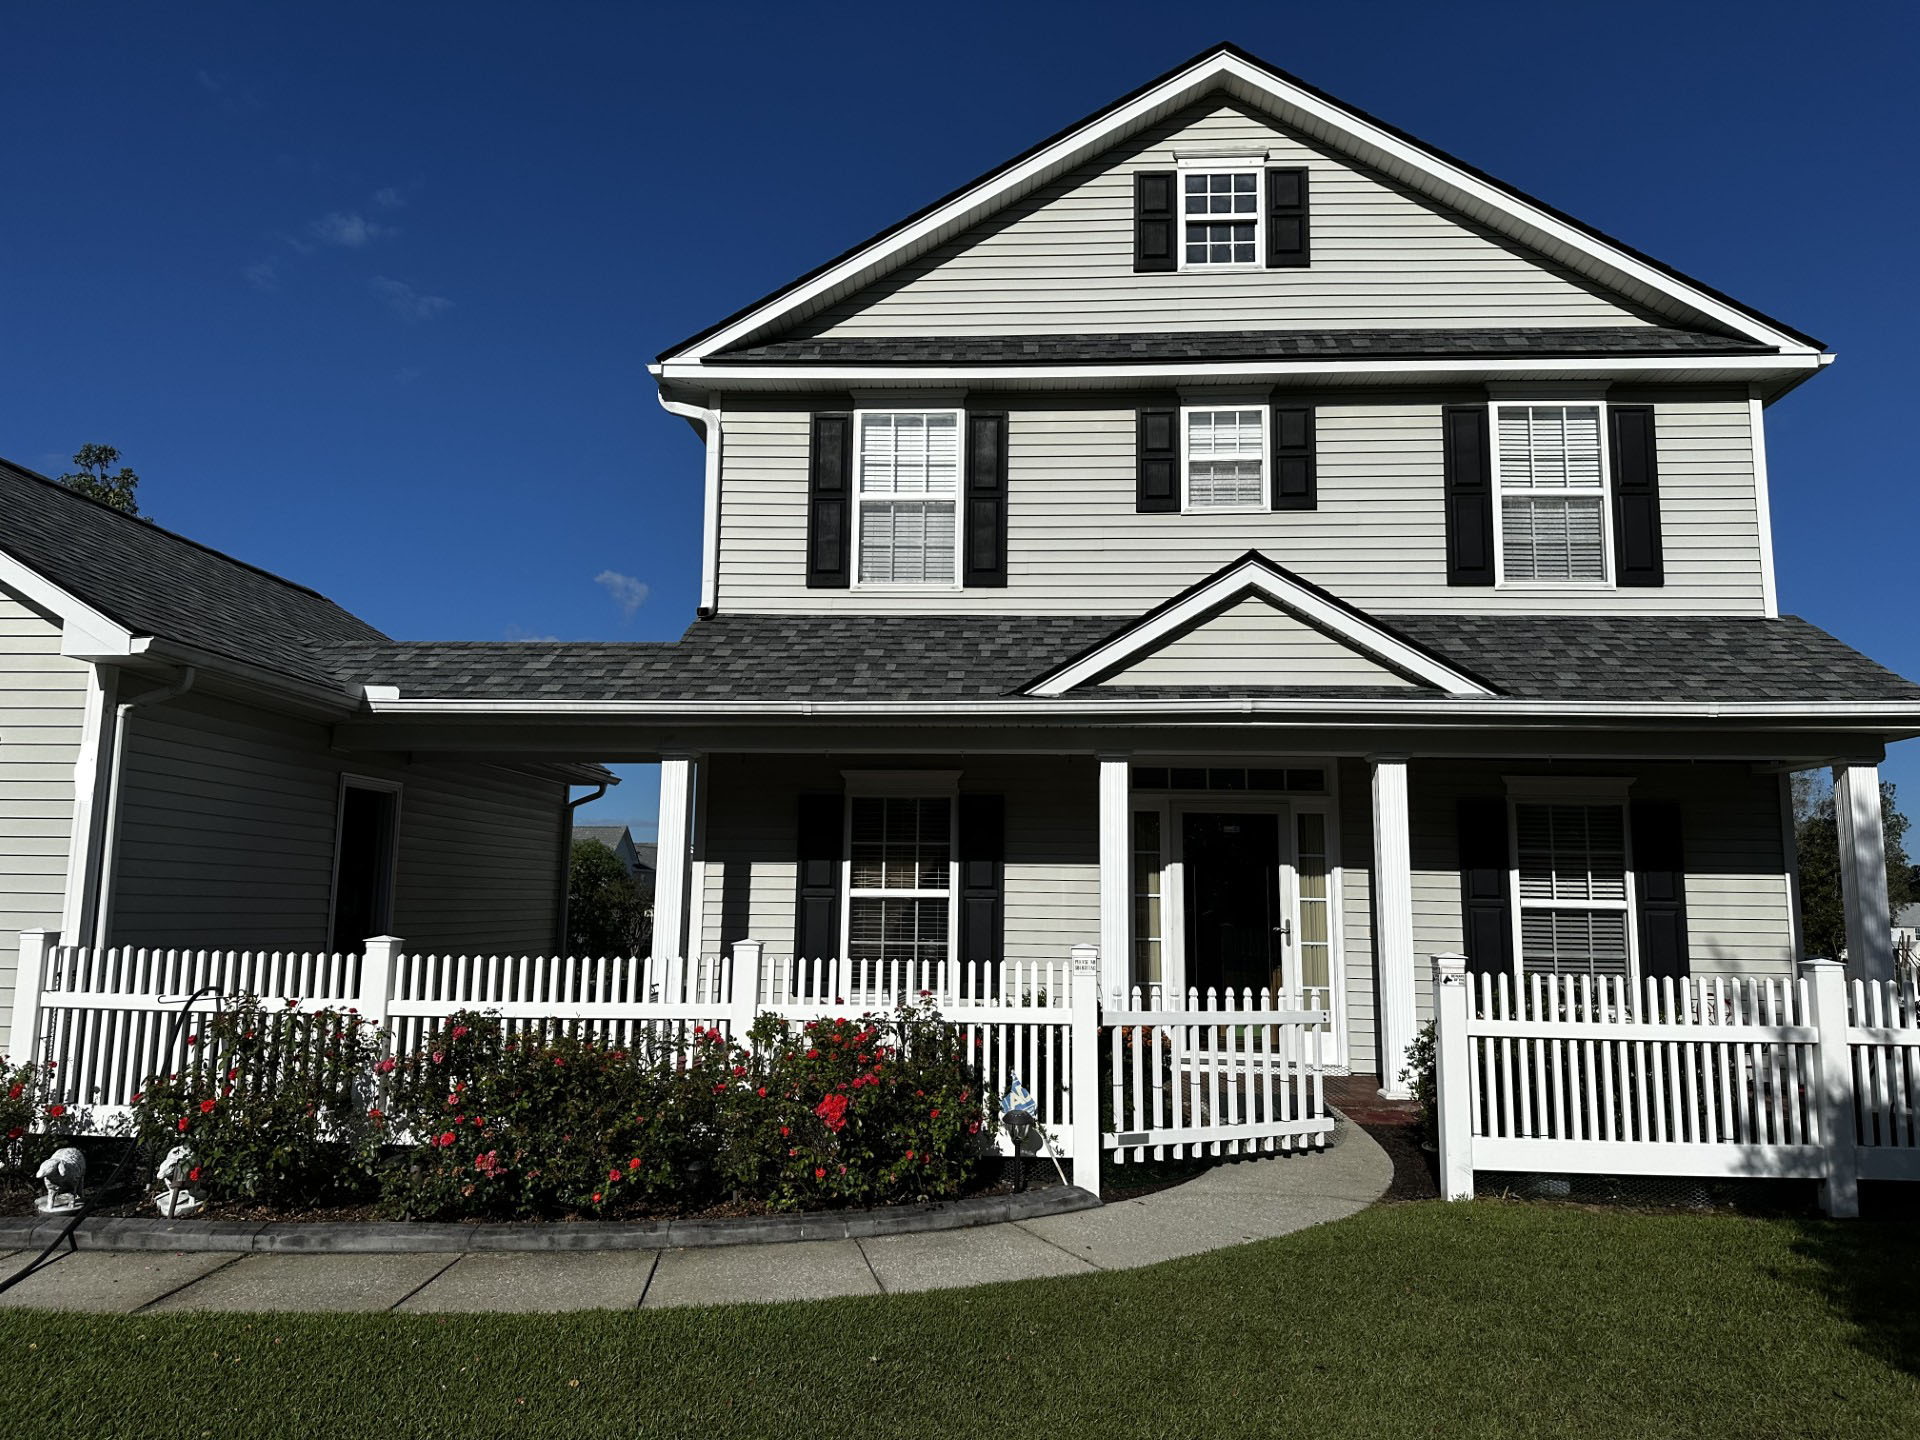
[5,1,1918,837]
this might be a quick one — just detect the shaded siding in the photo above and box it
[1099,596,1414,687]
[716,395,1765,617]
[797,99,1650,338]
[110,692,564,954]
[0,593,88,1051]
[697,754,1098,963]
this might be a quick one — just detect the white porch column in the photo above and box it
[1097,754,1131,998]
[1833,762,1893,982]
[651,754,698,963]
[1371,755,1417,1098]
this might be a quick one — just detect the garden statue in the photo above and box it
[153,1144,204,1217]
[34,1146,86,1214]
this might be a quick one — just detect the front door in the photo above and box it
[1181,810,1284,996]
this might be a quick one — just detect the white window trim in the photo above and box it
[1179,402,1269,515]
[328,774,404,950]
[1174,155,1264,274]
[839,772,961,966]
[849,408,965,591]
[1503,783,1641,991]
[1489,399,1616,590]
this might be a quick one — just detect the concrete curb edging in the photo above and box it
[0,1184,1100,1255]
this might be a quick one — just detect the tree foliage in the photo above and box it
[57,443,143,517]
[1793,772,1917,960]
[567,838,650,956]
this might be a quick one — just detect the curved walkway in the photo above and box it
[0,1116,1391,1313]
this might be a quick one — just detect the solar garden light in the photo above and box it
[1000,1076,1069,1191]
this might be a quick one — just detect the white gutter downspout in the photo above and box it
[657,392,723,616]
[92,667,196,951]
[553,781,610,954]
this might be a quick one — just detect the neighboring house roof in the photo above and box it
[575,824,634,850]
[1895,904,1920,931]
[0,457,387,691]
[717,327,1774,367]
[330,611,1920,710]
[632,843,657,875]
[658,42,1823,364]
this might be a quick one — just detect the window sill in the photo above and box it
[1174,264,1266,275]
[1495,580,1615,591]
[849,584,964,593]
[1180,505,1270,516]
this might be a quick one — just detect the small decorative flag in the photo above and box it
[1001,1075,1037,1118]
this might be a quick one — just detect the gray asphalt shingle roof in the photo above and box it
[0,458,386,688]
[715,327,1772,366]
[330,612,1920,708]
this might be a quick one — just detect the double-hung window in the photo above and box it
[1183,406,1266,511]
[846,795,952,968]
[854,410,961,586]
[1180,167,1261,268]
[1512,800,1633,982]
[1493,402,1610,584]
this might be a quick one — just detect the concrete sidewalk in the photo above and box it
[0,1118,1390,1313]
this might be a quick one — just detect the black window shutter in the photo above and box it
[1631,801,1689,982]
[963,411,1008,587]
[957,794,1005,969]
[1608,405,1665,588]
[1271,401,1316,510]
[1136,403,1179,513]
[794,794,844,962]
[805,413,853,589]
[1266,167,1309,268]
[1444,405,1496,586]
[1457,797,1513,983]
[1134,172,1177,273]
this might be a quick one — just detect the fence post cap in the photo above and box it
[1432,952,1468,980]
[1798,956,1843,973]
[1069,944,1099,975]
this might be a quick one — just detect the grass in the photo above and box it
[0,1201,1915,1439]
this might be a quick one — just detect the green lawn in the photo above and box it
[1,1202,1915,1440]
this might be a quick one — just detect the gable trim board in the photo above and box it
[657,44,1823,366]
[1027,553,1495,698]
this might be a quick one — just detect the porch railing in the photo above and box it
[1432,953,1920,1215]
[8,931,1338,1200]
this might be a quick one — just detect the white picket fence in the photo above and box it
[9,932,1344,1198]
[1104,984,1334,1162]
[1432,954,1920,1215]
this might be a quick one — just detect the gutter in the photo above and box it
[553,780,611,954]
[656,392,722,616]
[92,666,197,950]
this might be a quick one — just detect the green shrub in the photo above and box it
[122,998,389,1208]
[1400,1020,1437,1149]
[0,1055,86,1185]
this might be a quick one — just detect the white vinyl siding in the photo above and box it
[1513,802,1632,981]
[854,411,960,587]
[1184,407,1266,511]
[1096,595,1416,688]
[1494,403,1610,584]
[791,100,1654,338]
[714,395,1767,616]
[0,592,90,1052]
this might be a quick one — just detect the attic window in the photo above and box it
[1181,169,1260,269]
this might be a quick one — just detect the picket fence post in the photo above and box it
[1068,943,1102,1199]
[8,928,55,1064]
[730,940,764,1044]
[1802,957,1860,1218]
[1431,952,1475,1201]
[360,936,401,1057]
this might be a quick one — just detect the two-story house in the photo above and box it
[341,43,1920,1095]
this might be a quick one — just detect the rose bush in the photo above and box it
[122,998,389,1208]
[0,1055,86,1185]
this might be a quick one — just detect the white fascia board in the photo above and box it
[671,51,1816,363]
[1027,560,1492,698]
[0,548,138,657]
[361,696,1920,726]
[662,354,1824,389]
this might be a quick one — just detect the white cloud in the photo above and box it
[370,276,453,322]
[244,258,279,291]
[309,211,390,248]
[373,185,406,209]
[594,570,649,622]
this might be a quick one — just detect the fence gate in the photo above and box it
[1102,984,1334,1162]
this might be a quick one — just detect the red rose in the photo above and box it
[814,1094,850,1132]
[451,1026,470,1040]
[592,1192,602,1204]
[177,1117,190,1133]
[184,1036,197,1047]
[45,1104,66,1119]
[628,1157,641,1170]
[6,1084,21,1100]
[199,1099,217,1114]
[756,1086,767,1098]
[609,1169,621,1183]
[814,1167,826,1179]
[731,1066,746,1078]
[431,1051,445,1065]
[6,1127,20,1140]
[929,1108,939,1119]
[368,1107,384,1121]
[437,1131,456,1148]
[779,1126,790,1137]
[188,1167,201,1182]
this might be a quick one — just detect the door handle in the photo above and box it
[1272,920,1292,944]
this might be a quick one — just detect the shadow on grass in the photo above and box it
[1783,1186,1920,1383]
